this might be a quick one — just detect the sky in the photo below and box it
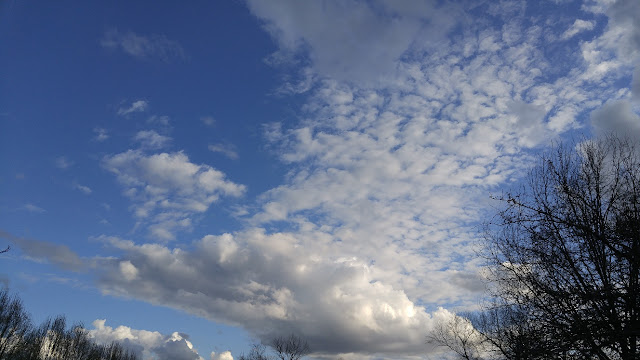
[1,0,640,359]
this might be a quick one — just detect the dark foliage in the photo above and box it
[271,334,310,360]
[429,135,640,360]
[484,135,640,359]
[238,334,310,360]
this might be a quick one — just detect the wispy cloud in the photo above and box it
[208,143,239,160]
[55,156,73,169]
[201,116,216,127]
[101,29,186,62]
[0,230,84,271]
[74,182,93,195]
[117,100,148,116]
[148,115,171,126]
[93,127,109,142]
[22,203,46,213]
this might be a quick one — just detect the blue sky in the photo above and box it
[1,0,640,359]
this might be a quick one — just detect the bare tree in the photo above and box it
[0,288,32,359]
[485,135,640,359]
[427,313,486,360]
[238,343,271,360]
[271,334,310,360]
[0,288,138,360]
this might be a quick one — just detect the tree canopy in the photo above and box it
[430,135,640,359]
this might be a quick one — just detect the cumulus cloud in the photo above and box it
[118,100,149,116]
[211,351,233,360]
[97,231,439,356]
[102,29,186,62]
[135,130,172,150]
[103,150,245,240]
[88,319,210,360]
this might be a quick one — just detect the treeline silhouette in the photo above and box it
[428,135,640,359]
[0,288,137,360]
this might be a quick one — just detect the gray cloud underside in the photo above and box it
[0,230,84,271]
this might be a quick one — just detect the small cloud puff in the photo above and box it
[94,127,109,142]
[118,100,148,116]
[55,156,73,169]
[561,19,596,40]
[74,183,93,195]
[201,116,216,127]
[135,130,172,150]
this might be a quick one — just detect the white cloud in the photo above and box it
[135,130,172,150]
[97,231,441,356]
[21,1,640,359]
[55,156,73,169]
[208,144,239,160]
[94,127,109,142]
[22,203,46,213]
[210,351,233,360]
[92,1,640,358]
[88,319,208,360]
[201,116,216,127]
[102,29,186,62]
[148,115,171,126]
[561,19,596,40]
[118,100,149,116]
[74,183,93,195]
[103,150,245,240]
